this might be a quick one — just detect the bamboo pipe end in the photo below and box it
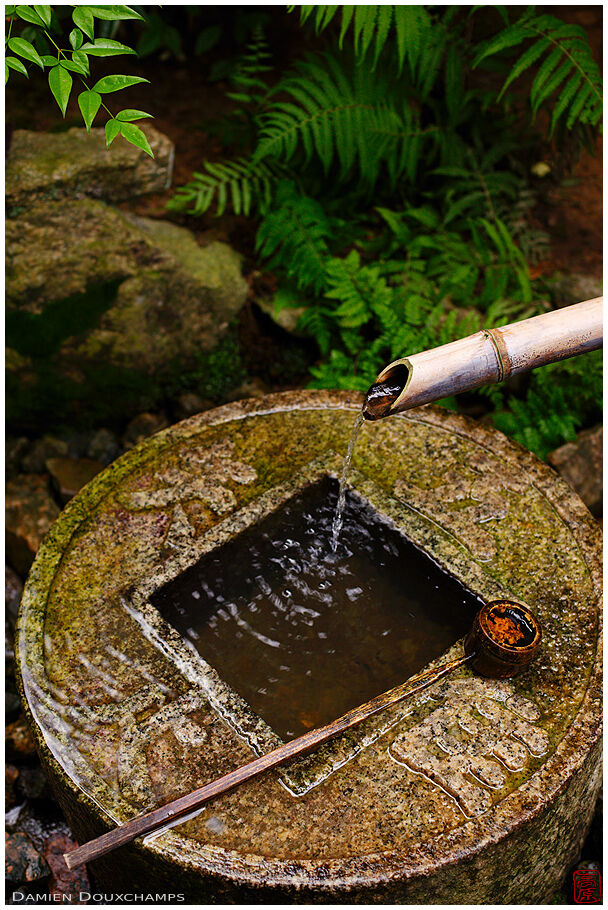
[362,363,410,420]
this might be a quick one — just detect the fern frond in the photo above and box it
[255,180,332,292]
[296,305,335,356]
[167,158,279,217]
[253,52,430,186]
[227,25,273,109]
[290,5,434,75]
[474,13,602,133]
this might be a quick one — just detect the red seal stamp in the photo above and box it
[573,868,602,904]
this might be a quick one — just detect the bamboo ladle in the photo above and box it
[64,599,541,869]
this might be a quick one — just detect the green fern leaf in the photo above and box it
[255,181,332,293]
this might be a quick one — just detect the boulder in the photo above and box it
[6,125,173,214]
[548,425,602,517]
[7,200,248,369]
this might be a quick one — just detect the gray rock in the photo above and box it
[256,294,307,335]
[123,412,168,449]
[175,392,210,421]
[548,425,602,517]
[550,274,602,308]
[6,125,174,214]
[5,475,60,576]
[87,428,121,464]
[21,437,68,474]
[7,199,248,372]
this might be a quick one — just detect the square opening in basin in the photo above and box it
[151,476,482,741]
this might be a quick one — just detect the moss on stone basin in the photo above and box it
[15,392,602,902]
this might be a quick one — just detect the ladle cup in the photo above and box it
[64,599,541,870]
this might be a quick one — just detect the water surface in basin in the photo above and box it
[152,476,481,740]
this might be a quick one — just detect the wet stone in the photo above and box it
[15,392,602,903]
[5,475,60,576]
[6,716,37,761]
[46,457,105,505]
[87,427,121,464]
[5,831,50,884]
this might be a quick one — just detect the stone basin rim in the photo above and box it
[15,390,602,892]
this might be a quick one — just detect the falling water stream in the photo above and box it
[331,410,365,551]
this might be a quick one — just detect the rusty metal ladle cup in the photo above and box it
[64,599,541,870]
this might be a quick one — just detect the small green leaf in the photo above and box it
[115,109,154,122]
[8,37,43,69]
[5,63,9,84]
[92,74,148,93]
[72,50,90,74]
[5,6,16,15]
[48,64,72,116]
[194,25,222,56]
[80,38,136,57]
[73,7,94,38]
[86,5,144,21]
[105,118,121,147]
[78,89,102,131]
[118,121,154,157]
[40,54,58,66]
[15,5,45,27]
[60,58,88,75]
[69,28,83,50]
[33,5,51,27]
[6,56,28,76]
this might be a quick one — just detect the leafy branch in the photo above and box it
[5,4,155,156]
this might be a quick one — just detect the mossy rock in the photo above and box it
[6,126,173,215]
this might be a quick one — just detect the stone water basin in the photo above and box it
[16,391,601,902]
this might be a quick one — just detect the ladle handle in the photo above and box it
[64,653,469,869]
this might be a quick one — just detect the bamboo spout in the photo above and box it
[363,297,603,420]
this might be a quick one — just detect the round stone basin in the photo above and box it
[16,391,601,903]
